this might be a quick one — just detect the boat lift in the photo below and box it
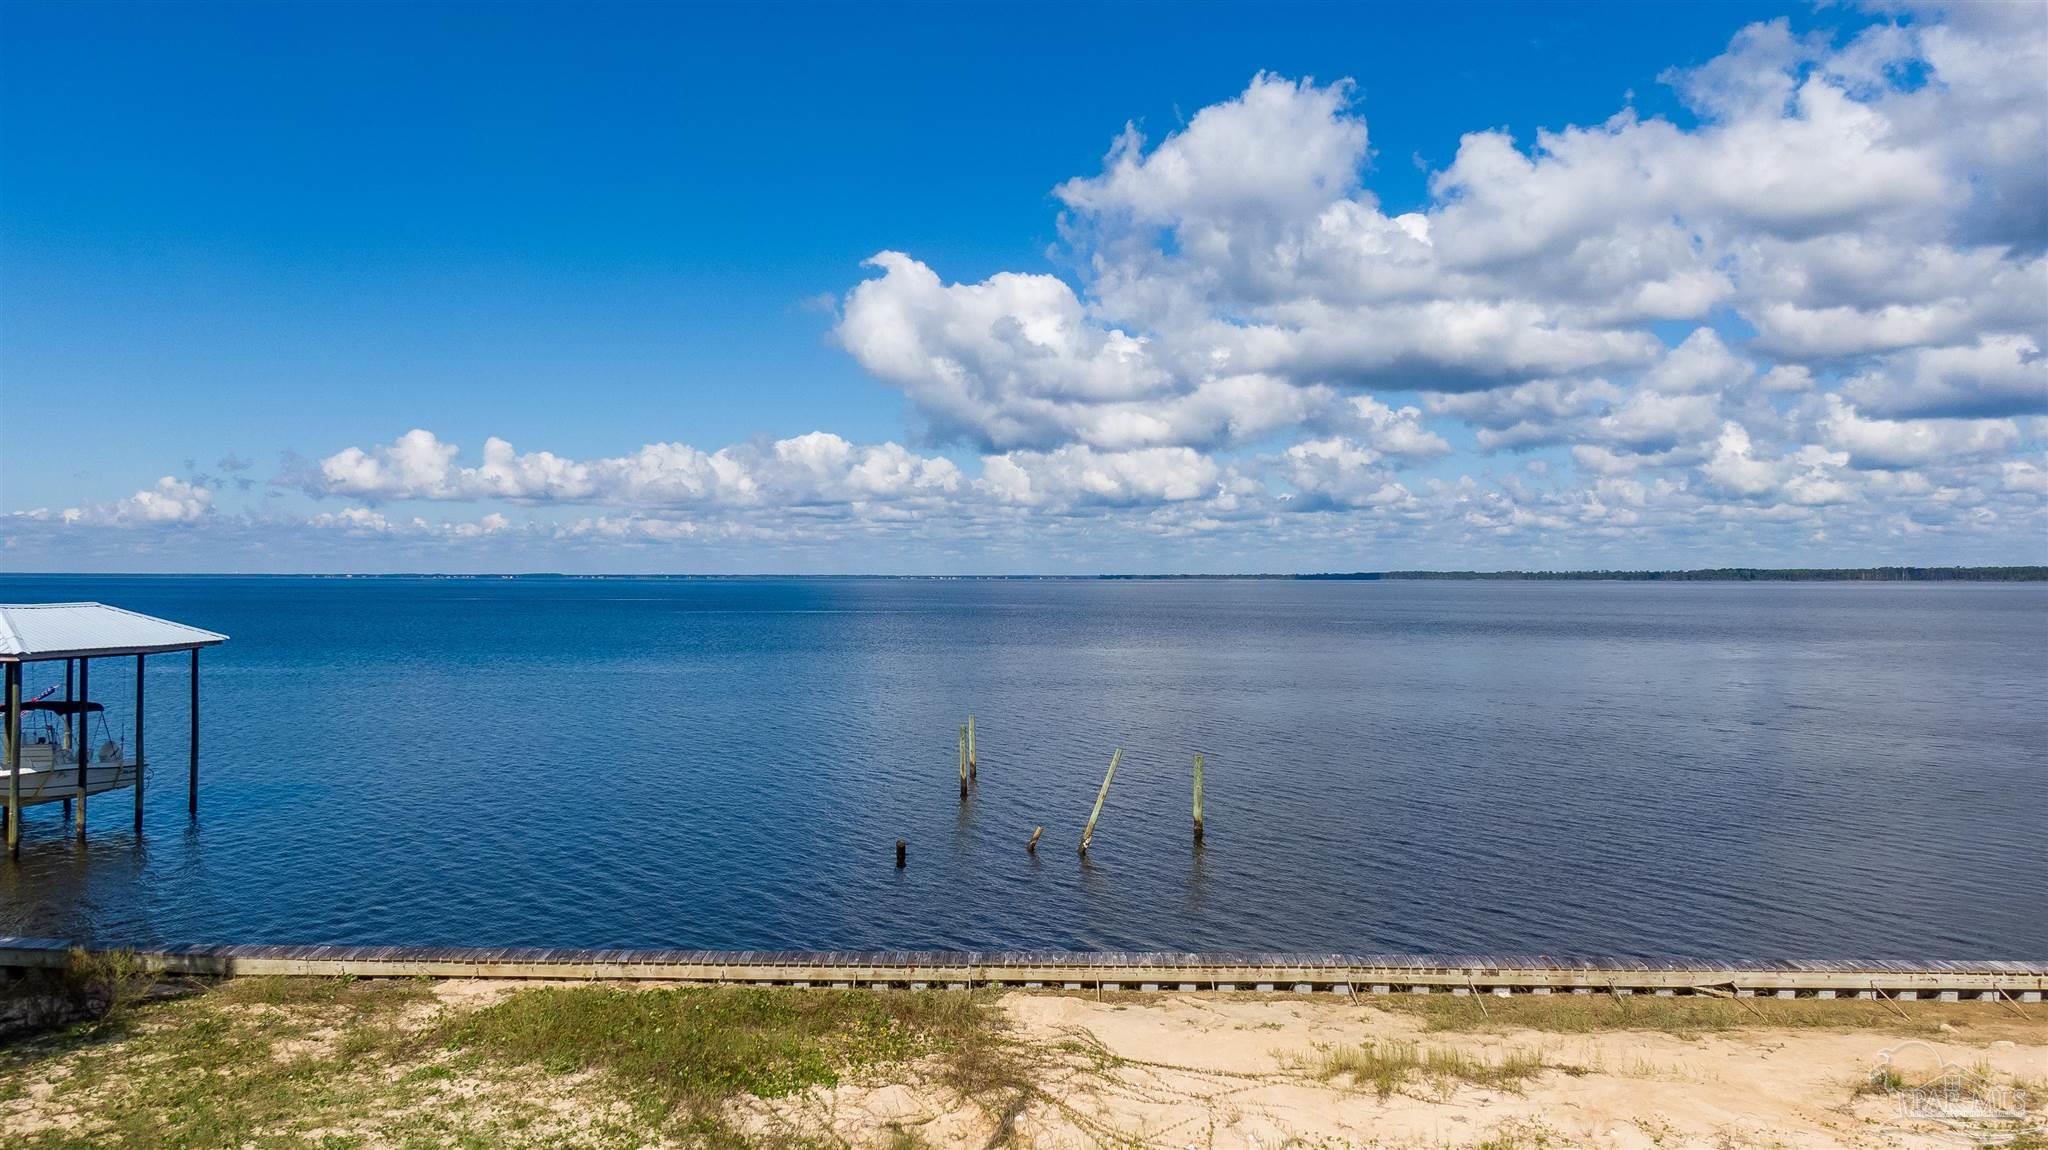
[0,602,228,853]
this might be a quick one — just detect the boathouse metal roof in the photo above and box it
[0,603,228,662]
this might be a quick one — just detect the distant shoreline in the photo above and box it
[1297,566,2048,582]
[3,566,2045,582]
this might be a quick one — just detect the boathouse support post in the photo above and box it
[1192,751,1205,844]
[75,658,89,838]
[188,648,199,817]
[63,659,73,752]
[6,663,20,856]
[1080,748,1120,853]
[134,655,145,832]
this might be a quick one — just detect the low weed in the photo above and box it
[1373,991,2004,1038]
[1308,1038,1549,1099]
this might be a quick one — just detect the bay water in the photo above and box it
[0,575,2040,958]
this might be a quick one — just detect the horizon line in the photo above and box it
[3,565,2045,582]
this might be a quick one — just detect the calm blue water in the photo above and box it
[0,575,2041,959]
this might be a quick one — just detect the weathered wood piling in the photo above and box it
[957,725,968,797]
[3,665,17,856]
[1028,825,1042,852]
[189,647,201,816]
[133,655,145,832]
[895,839,906,868]
[1192,751,1205,844]
[1079,748,1120,853]
[966,715,976,780]
[74,658,88,838]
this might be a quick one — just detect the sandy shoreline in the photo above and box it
[3,976,2042,1148]
[749,990,2047,1148]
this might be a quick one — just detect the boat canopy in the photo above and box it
[19,700,105,716]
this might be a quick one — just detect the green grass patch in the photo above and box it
[206,972,435,1011]
[0,976,443,1149]
[0,979,1012,1150]
[438,985,1002,1143]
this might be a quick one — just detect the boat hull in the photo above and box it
[4,761,137,805]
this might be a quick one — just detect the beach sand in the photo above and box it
[3,978,2040,1148]
[742,991,2047,1149]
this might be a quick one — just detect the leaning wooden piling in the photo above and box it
[1028,825,1042,852]
[1192,751,1205,844]
[967,715,976,780]
[1079,749,1120,853]
[957,725,968,797]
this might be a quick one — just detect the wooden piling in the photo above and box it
[1028,825,1042,852]
[967,715,976,780]
[75,658,89,838]
[62,659,73,752]
[134,655,145,832]
[5,663,20,856]
[1192,752,1205,844]
[1079,749,1120,853]
[957,725,968,797]
[895,839,906,868]
[188,648,199,817]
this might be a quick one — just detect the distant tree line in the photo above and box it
[216,567,2048,581]
[1298,567,2048,582]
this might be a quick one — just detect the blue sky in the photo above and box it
[3,1,2043,572]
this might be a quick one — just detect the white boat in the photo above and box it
[5,701,135,806]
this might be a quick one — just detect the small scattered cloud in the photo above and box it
[51,477,215,527]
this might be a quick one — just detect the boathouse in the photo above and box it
[0,603,227,853]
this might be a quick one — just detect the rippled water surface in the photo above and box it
[0,575,2041,957]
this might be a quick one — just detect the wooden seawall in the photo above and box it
[2,938,2040,1001]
